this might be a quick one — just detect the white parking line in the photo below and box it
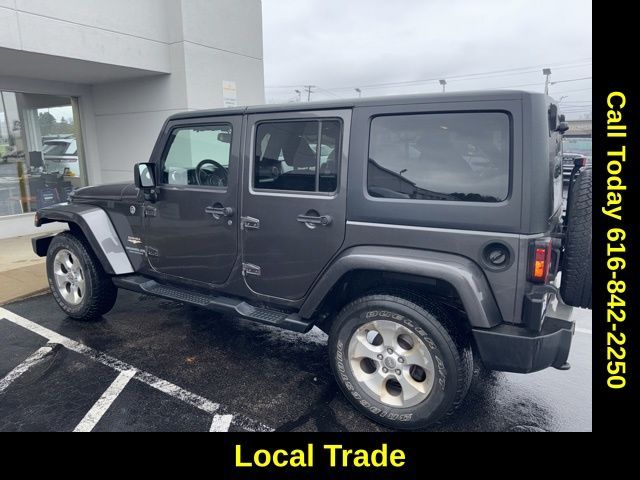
[210,414,234,432]
[0,307,273,432]
[576,327,592,335]
[74,369,136,432]
[0,346,54,395]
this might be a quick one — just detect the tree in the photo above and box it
[38,112,57,136]
[55,116,75,135]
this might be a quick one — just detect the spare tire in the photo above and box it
[561,167,592,309]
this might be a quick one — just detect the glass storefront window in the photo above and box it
[0,91,87,217]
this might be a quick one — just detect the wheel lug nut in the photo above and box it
[396,369,402,376]
[398,357,405,363]
[377,354,383,360]
[382,367,388,373]
[387,348,394,354]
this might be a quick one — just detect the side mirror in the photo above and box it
[135,163,156,188]
[556,122,570,134]
[134,163,157,201]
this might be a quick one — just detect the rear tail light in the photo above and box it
[528,239,552,283]
[574,157,587,168]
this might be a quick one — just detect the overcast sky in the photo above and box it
[262,0,592,119]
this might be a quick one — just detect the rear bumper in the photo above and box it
[472,312,574,374]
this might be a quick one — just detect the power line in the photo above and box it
[314,86,343,99]
[265,59,591,92]
[446,62,592,84]
[333,62,592,91]
[331,60,592,90]
[551,77,592,85]
[266,78,592,104]
[548,87,592,94]
[294,75,592,101]
[267,58,592,92]
[558,106,593,110]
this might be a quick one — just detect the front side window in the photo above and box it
[254,120,341,193]
[163,125,232,187]
[368,112,510,202]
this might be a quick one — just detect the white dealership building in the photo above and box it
[0,0,265,238]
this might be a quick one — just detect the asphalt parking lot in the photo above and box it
[0,290,592,432]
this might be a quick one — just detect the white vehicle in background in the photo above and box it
[43,139,80,177]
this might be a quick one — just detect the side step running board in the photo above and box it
[113,275,312,333]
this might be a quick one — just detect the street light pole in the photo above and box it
[355,88,362,98]
[543,68,552,95]
[294,89,301,102]
[439,79,447,92]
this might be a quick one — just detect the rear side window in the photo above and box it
[254,120,341,193]
[368,112,510,202]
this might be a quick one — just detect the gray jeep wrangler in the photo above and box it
[32,91,591,430]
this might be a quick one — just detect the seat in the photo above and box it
[255,127,288,187]
[319,149,338,192]
[269,129,317,192]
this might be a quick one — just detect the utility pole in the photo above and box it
[439,79,447,92]
[543,68,552,95]
[355,88,362,98]
[303,85,316,102]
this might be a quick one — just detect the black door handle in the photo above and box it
[297,214,333,226]
[205,205,234,218]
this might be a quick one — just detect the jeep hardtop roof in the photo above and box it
[168,90,547,121]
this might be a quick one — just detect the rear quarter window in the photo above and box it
[367,112,511,202]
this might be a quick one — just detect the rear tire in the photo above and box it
[46,232,118,320]
[561,168,592,309]
[329,294,473,430]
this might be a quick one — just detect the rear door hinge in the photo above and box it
[242,263,261,277]
[240,216,260,230]
[144,206,157,217]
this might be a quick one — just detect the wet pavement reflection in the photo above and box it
[0,291,591,432]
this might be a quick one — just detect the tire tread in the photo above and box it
[47,232,117,320]
[561,168,592,309]
[329,293,473,429]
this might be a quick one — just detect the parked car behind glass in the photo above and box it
[43,139,79,177]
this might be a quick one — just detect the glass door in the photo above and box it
[0,91,88,217]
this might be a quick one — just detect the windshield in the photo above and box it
[43,141,76,156]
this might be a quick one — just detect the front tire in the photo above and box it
[46,232,118,320]
[329,294,473,430]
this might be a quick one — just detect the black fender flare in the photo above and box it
[300,246,502,328]
[34,203,134,275]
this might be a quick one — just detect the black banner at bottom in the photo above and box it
[218,433,419,479]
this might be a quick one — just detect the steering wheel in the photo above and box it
[195,159,228,187]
